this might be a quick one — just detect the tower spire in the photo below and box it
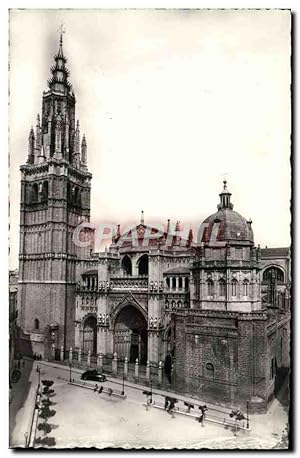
[140,210,144,225]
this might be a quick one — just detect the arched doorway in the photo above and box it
[114,305,147,364]
[82,316,97,355]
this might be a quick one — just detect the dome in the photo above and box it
[200,181,254,244]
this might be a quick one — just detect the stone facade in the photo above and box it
[18,35,291,409]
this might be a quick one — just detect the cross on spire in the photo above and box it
[57,23,66,45]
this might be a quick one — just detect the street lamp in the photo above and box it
[246,401,249,429]
[36,365,40,387]
[69,363,72,383]
[121,374,125,396]
[150,379,153,404]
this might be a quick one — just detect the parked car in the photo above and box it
[81,369,106,382]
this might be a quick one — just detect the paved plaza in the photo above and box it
[10,361,289,449]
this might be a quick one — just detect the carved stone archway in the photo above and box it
[113,304,147,364]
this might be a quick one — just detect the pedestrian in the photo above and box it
[164,396,170,410]
[94,384,98,392]
[98,386,103,394]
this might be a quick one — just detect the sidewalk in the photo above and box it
[9,359,38,448]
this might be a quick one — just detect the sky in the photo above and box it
[9,9,291,269]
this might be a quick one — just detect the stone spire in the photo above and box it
[188,227,193,245]
[140,210,144,225]
[217,180,234,210]
[27,126,35,164]
[81,134,87,169]
[73,120,80,167]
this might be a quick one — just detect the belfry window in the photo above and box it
[31,183,38,203]
[34,318,39,330]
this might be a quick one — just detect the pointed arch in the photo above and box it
[121,255,132,276]
[137,254,148,276]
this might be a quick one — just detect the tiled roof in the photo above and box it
[260,247,290,258]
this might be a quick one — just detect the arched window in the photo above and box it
[205,362,215,379]
[177,300,182,308]
[121,255,132,276]
[263,267,284,283]
[207,279,214,297]
[137,254,148,276]
[165,300,169,309]
[243,279,249,296]
[166,277,170,289]
[31,183,38,203]
[178,277,183,289]
[34,318,39,330]
[231,278,238,297]
[171,300,176,309]
[219,278,226,297]
[41,181,48,202]
[172,277,176,290]
[185,277,189,291]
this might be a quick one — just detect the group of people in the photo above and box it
[93,384,113,396]
[33,353,42,360]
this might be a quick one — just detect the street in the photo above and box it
[10,361,289,449]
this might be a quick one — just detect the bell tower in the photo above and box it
[18,33,93,357]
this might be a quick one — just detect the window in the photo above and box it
[121,255,132,276]
[178,277,183,289]
[263,267,284,283]
[231,279,238,297]
[205,362,215,379]
[243,279,249,296]
[219,279,226,297]
[31,183,38,203]
[166,277,170,289]
[207,279,214,297]
[34,318,39,330]
[185,277,189,291]
[137,254,148,275]
[172,277,176,290]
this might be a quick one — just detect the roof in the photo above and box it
[164,266,190,274]
[260,247,290,258]
[82,269,98,276]
[201,208,253,244]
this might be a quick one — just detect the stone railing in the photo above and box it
[193,260,258,268]
[109,276,148,292]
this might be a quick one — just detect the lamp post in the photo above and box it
[121,374,125,396]
[246,401,249,429]
[36,365,40,387]
[150,379,153,404]
[69,362,72,383]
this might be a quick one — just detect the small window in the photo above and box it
[178,277,183,289]
[219,279,226,297]
[207,279,214,297]
[231,279,238,297]
[34,318,39,330]
[205,362,215,379]
[243,280,249,296]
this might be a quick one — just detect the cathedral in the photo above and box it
[18,35,290,409]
